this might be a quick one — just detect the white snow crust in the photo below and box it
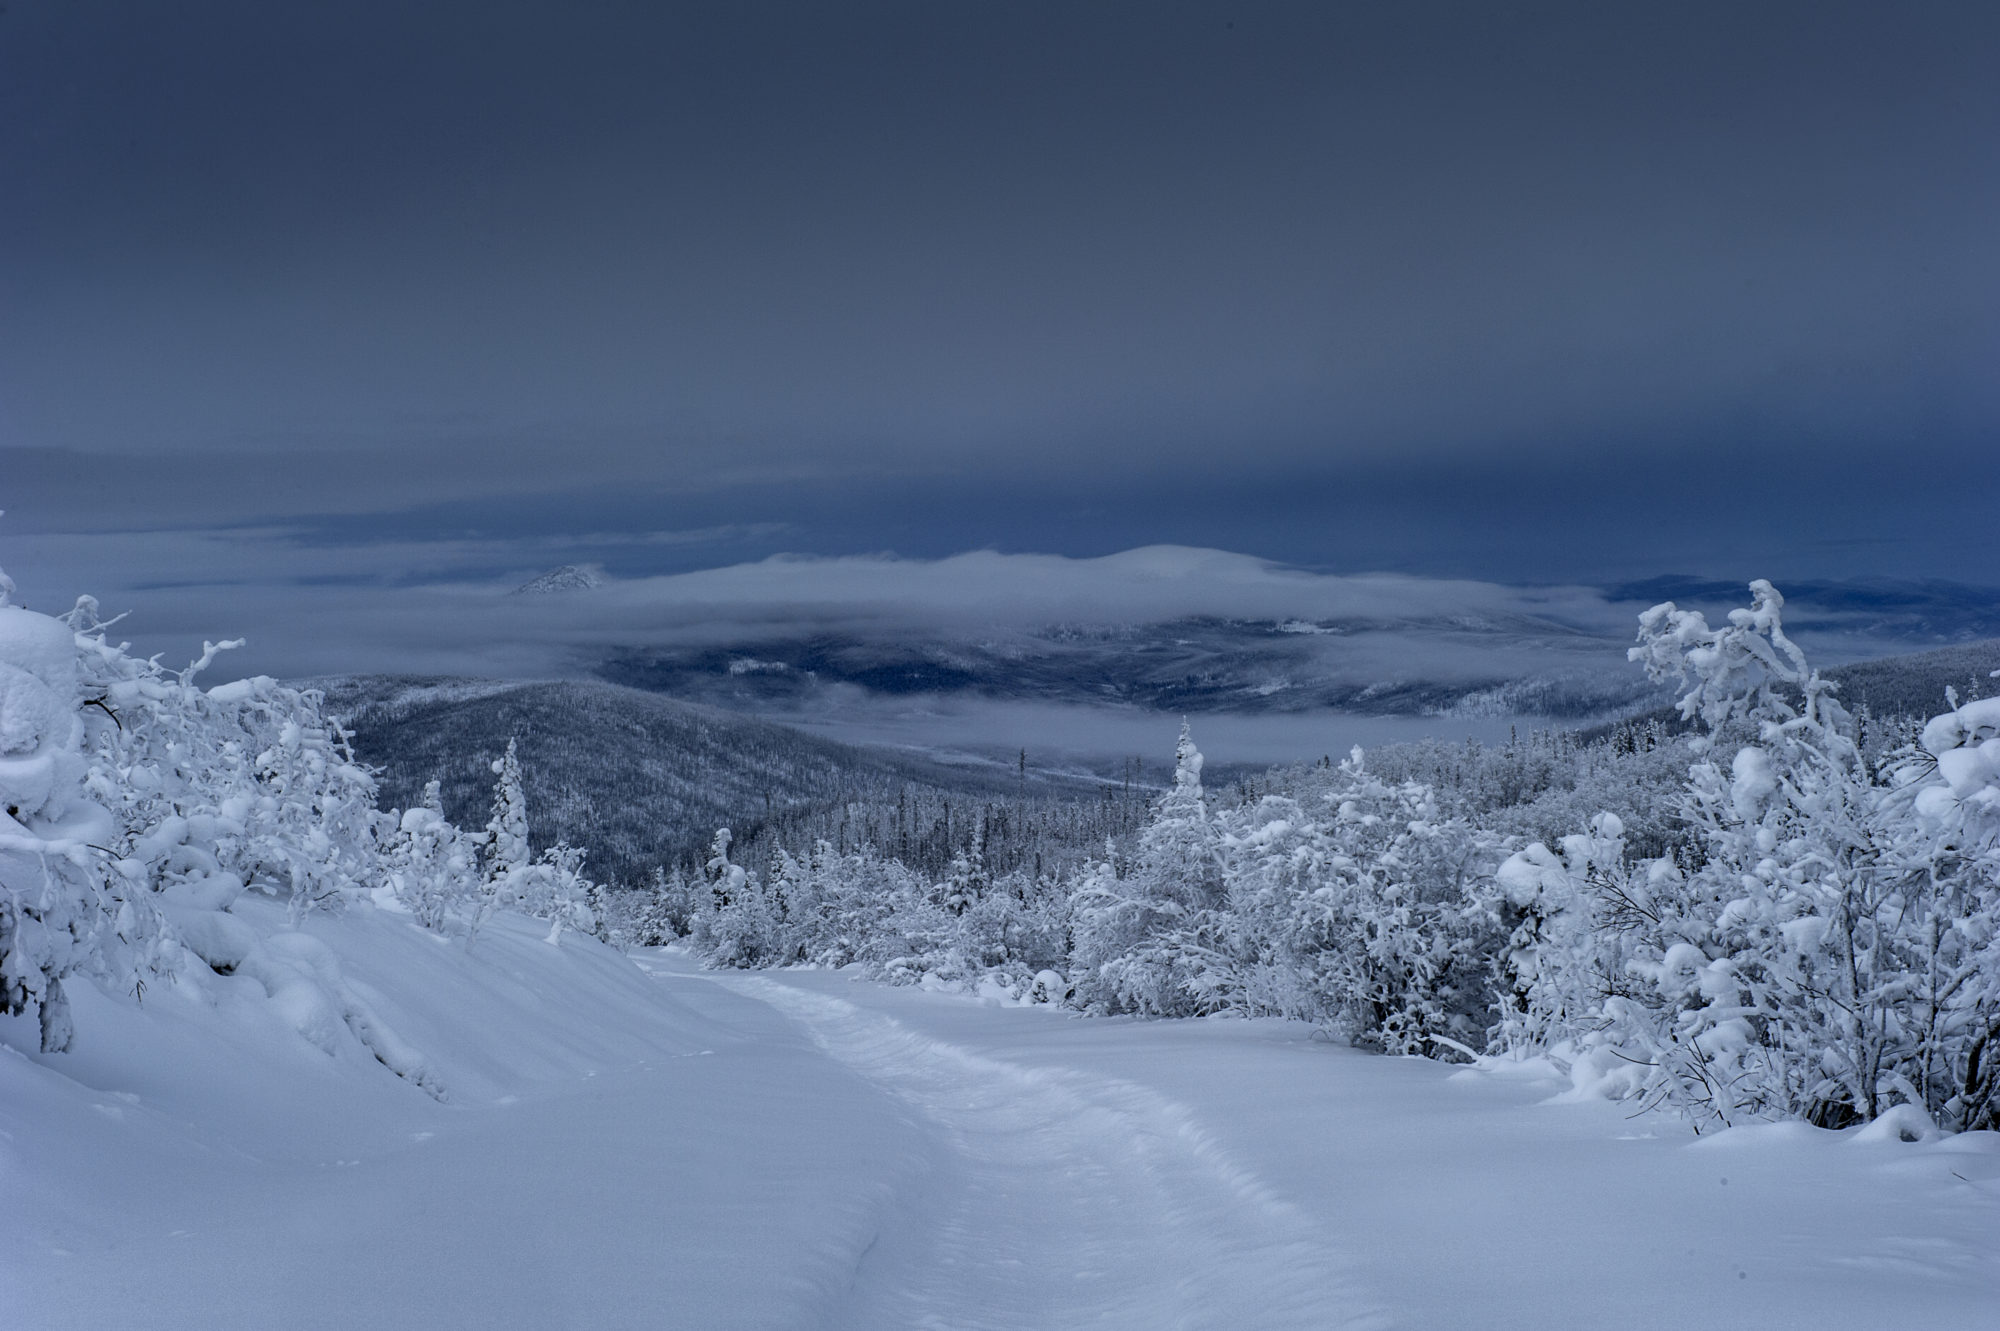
[7,916,1997,1329]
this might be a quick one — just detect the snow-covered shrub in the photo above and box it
[7,590,395,1061]
[1917,693,2000,820]
[678,825,1072,996]
[1196,750,1503,1053]
[55,598,464,1083]
[0,590,137,1051]
[798,842,937,972]
[381,781,483,932]
[1897,689,2000,1132]
[514,841,600,943]
[0,570,474,1089]
[1514,582,2000,1132]
[1488,813,1643,1061]
[64,597,383,929]
[957,865,1071,978]
[1363,725,1698,864]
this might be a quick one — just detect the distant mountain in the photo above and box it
[314,675,1127,887]
[510,565,604,596]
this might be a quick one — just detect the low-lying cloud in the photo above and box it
[5,539,1630,679]
[6,528,1980,713]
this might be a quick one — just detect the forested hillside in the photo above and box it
[319,676,1147,886]
[1825,638,2000,716]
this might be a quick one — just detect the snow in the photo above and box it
[0,607,84,818]
[0,604,80,697]
[2,907,928,1330]
[1922,694,2000,811]
[735,968,2000,1331]
[510,565,606,596]
[8,570,1999,1325]
[7,914,1997,1329]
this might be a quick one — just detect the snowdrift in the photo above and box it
[1,904,934,1329]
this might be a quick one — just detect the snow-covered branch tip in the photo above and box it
[180,637,246,685]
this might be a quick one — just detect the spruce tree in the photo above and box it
[482,738,531,895]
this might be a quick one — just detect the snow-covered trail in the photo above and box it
[698,960,2000,1331]
[8,914,1999,1330]
[3,913,946,1331]
[706,972,1385,1331]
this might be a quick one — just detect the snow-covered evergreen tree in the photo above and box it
[1070,723,1225,1015]
[688,828,784,966]
[939,843,988,918]
[634,865,696,944]
[705,828,744,907]
[482,738,531,898]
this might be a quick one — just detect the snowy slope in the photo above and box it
[7,919,1998,1329]
[1,904,931,1330]
[314,674,1121,884]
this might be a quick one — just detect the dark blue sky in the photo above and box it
[4,1,1998,600]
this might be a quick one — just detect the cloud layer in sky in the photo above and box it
[3,1,1996,590]
[2,533,1968,698]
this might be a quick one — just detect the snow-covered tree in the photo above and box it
[519,840,598,944]
[939,843,988,918]
[482,738,531,894]
[634,865,697,944]
[1512,582,2000,1132]
[687,828,785,967]
[382,781,483,932]
[705,828,744,908]
[956,866,1068,977]
[1070,723,1225,1015]
[460,739,602,940]
[1206,750,1502,1052]
[795,841,907,969]
[1910,689,2000,1130]
[1488,812,1638,1058]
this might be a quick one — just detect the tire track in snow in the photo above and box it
[725,977,1389,1331]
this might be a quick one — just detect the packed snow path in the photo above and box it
[679,959,2000,1331]
[8,914,1999,1330]
[709,974,1384,1331]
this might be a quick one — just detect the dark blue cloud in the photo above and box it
[2,0,1995,591]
